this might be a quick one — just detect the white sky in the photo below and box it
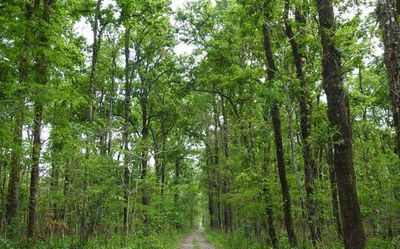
[171,0,188,10]
[74,0,193,55]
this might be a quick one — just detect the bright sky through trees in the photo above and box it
[0,1,399,249]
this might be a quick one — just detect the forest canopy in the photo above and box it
[0,0,399,248]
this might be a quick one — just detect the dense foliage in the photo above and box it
[0,0,399,248]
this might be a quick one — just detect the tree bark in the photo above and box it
[49,121,63,236]
[283,0,319,245]
[262,6,297,247]
[212,101,222,230]
[377,0,400,156]
[171,151,182,229]
[221,97,233,231]
[28,104,42,239]
[87,0,102,121]
[107,49,117,156]
[123,26,131,235]
[316,1,366,248]
[140,92,150,225]
[174,156,181,206]
[327,144,343,239]
[28,0,54,239]
[6,107,23,231]
[262,142,278,249]
[160,136,166,196]
[5,0,38,234]
[205,140,216,229]
[79,0,103,240]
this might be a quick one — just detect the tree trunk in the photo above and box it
[5,105,23,231]
[205,141,216,229]
[377,0,400,156]
[50,122,63,236]
[221,97,233,231]
[123,26,131,235]
[79,0,103,240]
[28,0,54,238]
[174,154,182,229]
[160,136,166,196]
[212,101,222,230]
[140,94,150,225]
[271,104,297,246]
[262,143,278,249]
[283,0,319,245]
[5,0,37,234]
[262,6,297,247]
[107,50,117,156]
[327,144,343,239]
[87,0,102,121]
[28,104,42,239]
[174,156,181,207]
[316,1,366,248]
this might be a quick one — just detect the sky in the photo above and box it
[171,0,188,10]
[74,0,193,55]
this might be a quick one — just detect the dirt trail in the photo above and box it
[178,230,215,249]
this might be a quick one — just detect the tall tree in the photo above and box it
[28,0,55,239]
[316,0,366,248]
[377,0,400,156]
[327,143,342,239]
[262,3,297,247]
[262,136,278,249]
[122,25,131,236]
[87,0,102,121]
[4,1,37,234]
[283,0,319,245]
[220,96,233,231]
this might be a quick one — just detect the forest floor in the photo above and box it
[178,230,215,249]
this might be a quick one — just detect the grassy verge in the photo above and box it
[0,229,188,249]
[204,229,265,249]
[204,229,400,249]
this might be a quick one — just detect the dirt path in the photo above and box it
[178,230,215,249]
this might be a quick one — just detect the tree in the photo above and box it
[28,0,55,239]
[377,0,400,156]
[4,0,35,235]
[1,0,400,248]
[315,0,366,248]
[283,0,319,245]
[262,3,297,246]
[122,24,131,236]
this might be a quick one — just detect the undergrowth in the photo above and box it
[204,229,399,249]
[0,229,187,249]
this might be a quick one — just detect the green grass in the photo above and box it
[204,229,400,249]
[204,230,266,249]
[0,229,188,249]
